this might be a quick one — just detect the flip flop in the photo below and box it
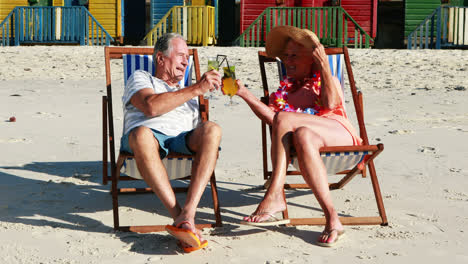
[165,221,202,248]
[316,229,345,247]
[177,240,208,253]
[240,212,290,227]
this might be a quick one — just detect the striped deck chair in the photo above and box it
[258,47,387,226]
[120,52,193,180]
[102,47,221,233]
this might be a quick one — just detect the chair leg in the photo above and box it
[111,160,222,231]
[102,96,108,185]
[111,174,120,230]
[367,160,388,225]
[112,155,127,231]
[263,177,272,189]
[281,188,290,221]
[209,172,222,227]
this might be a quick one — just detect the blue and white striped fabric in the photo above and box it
[292,151,370,175]
[123,54,193,88]
[121,54,195,180]
[122,157,193,180]
[328,54,344,90]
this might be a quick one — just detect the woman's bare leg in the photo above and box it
[244,112,296,222]
[245,112,353,244]
[292,125,350,244]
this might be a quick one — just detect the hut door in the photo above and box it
[124,0,145,45]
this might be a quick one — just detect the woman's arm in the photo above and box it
[311,43,343,109]
[235,79,276,125]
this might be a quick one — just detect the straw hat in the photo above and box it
[265,26,320,58]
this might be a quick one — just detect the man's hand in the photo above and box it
[196,70,222,95]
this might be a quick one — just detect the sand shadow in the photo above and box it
[0,161,266,254]
[0,161,113,233]
[0,161,238,230]
[0,161,343,253]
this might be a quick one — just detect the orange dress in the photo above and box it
[269,73,362,146]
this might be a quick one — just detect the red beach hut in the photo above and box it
[240,0,377,42]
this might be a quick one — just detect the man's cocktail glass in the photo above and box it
[207,57,219,71]
[206,57,220,100]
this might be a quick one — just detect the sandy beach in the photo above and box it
[1,45,467,263]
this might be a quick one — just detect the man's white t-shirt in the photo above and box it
[122,70,200,136]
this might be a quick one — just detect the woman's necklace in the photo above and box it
[270,72,322,114]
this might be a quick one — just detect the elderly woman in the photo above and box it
[235,26,362,247]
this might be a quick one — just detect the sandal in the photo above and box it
[165,221,204,248]
[316,229,345,247]
[240,212,290,226]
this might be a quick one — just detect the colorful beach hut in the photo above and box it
[145,0,217,46]
[341,0,377,39]
[0,0,27,25]
[404,0,441,37]
[405,0,468,49]
[240,0,377,41]
[0,0,115,45]
[150,0,185,29]
[55,0,122,42]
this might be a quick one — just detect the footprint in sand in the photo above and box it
[34,112,62,119]
[0,138,31,143]
[388,129,413,135]
[443,188,468,201]
[418,146,436,154]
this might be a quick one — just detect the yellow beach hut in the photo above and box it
[53,0,122,42]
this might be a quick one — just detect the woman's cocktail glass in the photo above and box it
[222,65,239,106]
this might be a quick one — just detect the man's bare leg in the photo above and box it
[129,126,181,219]
[173,121,222,236]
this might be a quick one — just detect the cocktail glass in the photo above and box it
[207,56,219,71]
[222,65,239,106]
[206,56,219,100]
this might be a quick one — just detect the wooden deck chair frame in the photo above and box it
[258,47,388,226]
[102,46,222,233]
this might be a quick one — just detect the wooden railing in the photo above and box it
[0,6,113,46]
[0,10,14,46]
[144,5,216,46]
[237,7,373,48]
[407,6,468,49]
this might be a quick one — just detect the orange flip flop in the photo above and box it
[165,221,202,248]
[177,240,208,253]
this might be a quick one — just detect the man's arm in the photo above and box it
[131,70,221,117]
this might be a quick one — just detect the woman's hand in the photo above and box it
[311,43,328,68]
[235,79,248,98]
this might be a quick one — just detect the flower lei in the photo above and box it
[270,73,322,115]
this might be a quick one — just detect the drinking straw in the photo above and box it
[216,54,235,79]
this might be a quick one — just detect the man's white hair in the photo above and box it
[153,33,185,64]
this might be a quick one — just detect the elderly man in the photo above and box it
[120,33,222,250]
